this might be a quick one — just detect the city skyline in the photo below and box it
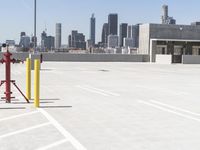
[0,0,200,44]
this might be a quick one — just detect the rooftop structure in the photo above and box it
[139,23,200,62]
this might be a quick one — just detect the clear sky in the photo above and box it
[0,0,199,44]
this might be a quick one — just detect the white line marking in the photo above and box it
[0,111,39,122]
[76,85,109,96]
[84,85,120,97]
[0,122,50,139]
[138,100,200,123]
[38,108,87,150]
[136,85,189,96]
[150,100,200,116]
[36,139,68,150]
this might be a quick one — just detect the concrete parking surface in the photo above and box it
[0,62,200,150]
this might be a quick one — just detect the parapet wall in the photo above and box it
[0,53,149,62]
[182,55,200,64]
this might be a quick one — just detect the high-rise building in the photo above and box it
[68,35,72,48]
[127,26,132,38]
[46,36,55,50]
[41,31,55,50]
[19,36,30,49]
[55,23,62,49]
[68,30,86,49]
[162,5,168,23]
[127,24,140,48]
[108,14,118,35]
[132,24,140,48]
[101,23,109,47]
[41,31,47,49]
[161,4,176,24]
[108,35,119,48]
[90,14,96,46]
[20,32,26,37]
[119,23,128,47]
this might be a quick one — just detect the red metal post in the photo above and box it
[0,46,29,103]
[4,51,12,103]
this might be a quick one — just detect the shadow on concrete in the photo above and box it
[99,69,109,72]
[12,101,54,104]
[39,106,72,109]
[41,69,53,71]
[0,107,26,110]
[30,98,60,101]
[0,99,19,102]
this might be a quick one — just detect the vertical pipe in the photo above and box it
[26,58,31,100]
[34,59,40,108]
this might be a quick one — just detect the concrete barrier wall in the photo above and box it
[0,53,149,62]
[42,53,149,62]
[156,54,172,64]
[182,55,200,64]
[0,52,29,61]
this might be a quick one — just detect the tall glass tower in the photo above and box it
[55,23,62,49]
[90,14,96,46]
[108,14,118,35]
[119,23,128,47]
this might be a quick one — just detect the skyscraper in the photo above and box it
[161,5,176,24]
[108,14,118,35]
[162,5,168,23]
[41,31,55,50]
[126,25,140,48]
[55,23,62,49]
[90,14,96,46]
[119,23,128,47]
[20,32,26,37]
[41,31,47,50]
[68,30,86,49]
[46,36,55,50]
[101,23,109,47]
[19,36,30,49]
[127,26,132,38]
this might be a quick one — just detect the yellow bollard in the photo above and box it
[34,59,40,108]
[26,58,31,100]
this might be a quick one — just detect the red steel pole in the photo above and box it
[4,51,12,103]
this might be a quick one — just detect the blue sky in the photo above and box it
[0,0,199,44]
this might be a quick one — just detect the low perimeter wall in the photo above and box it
[0,53,149,62]
[0,52,29,61]
[156,55,172,64]
[182,55,200,64]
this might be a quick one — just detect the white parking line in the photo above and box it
[38,108,87,150]
[76,85,110,96]
[84,85,120,97]
[136,85,189,96]
[150,100,200,116]
[36,139,68,150]
[0,111,39,122]
[138,100,200,123]
[0,122,51,139]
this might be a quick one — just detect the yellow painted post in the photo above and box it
[26,58,31,100]
[34,59,40,108]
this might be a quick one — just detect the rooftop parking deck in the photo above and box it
[0,62,200,150]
